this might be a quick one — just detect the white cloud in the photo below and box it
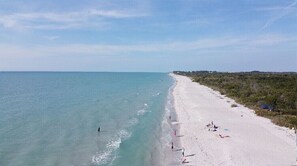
[248,34,296,46]
[87,9,148,18]
[0,34,294,58]
[260,0,297,30]
[0,9,148,30]
[44,36,60,40]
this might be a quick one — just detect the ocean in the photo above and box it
[0,72,176,166]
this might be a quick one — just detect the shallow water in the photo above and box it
[0,72,173,166]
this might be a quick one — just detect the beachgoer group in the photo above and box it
[206,121,218,131]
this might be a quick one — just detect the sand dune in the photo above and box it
[171,74,295,166]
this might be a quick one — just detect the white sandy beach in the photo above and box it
[171,74,295,166]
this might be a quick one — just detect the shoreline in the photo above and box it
[170,73,295,165]
[162,74,183,166]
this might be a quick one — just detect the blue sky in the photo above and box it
[0,0,296,72]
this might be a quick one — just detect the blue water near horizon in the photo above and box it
[0,72,174,166]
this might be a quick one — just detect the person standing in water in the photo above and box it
[98,127,100,132]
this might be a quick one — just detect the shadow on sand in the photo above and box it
[185,154,195,157]
[174,148,182,151]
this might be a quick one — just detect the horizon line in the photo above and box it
[1,70,296,73]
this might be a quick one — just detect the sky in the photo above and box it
[0,0,296,72]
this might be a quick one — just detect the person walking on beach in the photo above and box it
[182,148,185,157]
[171,142,174,150]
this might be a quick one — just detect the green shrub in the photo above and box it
[174,71,297,128]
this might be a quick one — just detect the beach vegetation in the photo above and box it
[174,71,297,128]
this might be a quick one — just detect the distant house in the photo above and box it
[260,104,274,111]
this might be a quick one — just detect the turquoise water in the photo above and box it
[0,72,174,166]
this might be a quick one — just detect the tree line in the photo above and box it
[174,71,297,128]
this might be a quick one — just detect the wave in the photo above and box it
[92,129,131,165]
[137,108,151,116]
[127,118,139,127]
[92,98,162,165]
[152,92,161,96]
[92,105,145,166]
